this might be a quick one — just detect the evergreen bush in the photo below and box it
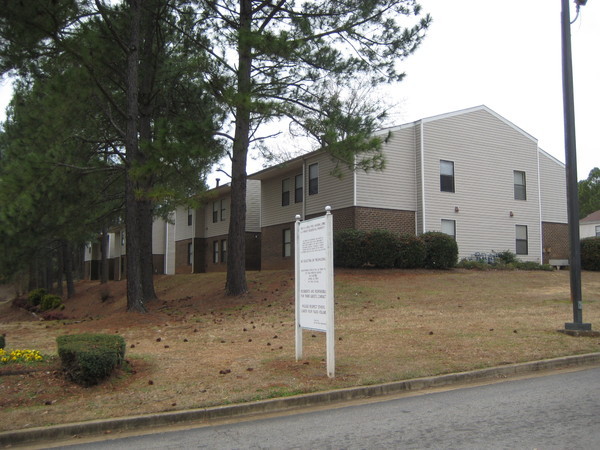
[395,234,426,269]
[57,334,126,386]
[334,229,367,268]
[581,237,600,271]
[421,232,458,270]
[364,229,399,268]
[0,335,5,349]
[27,288,47,306]
[40,294,63,311]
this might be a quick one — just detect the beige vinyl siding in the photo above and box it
[580,221,600,238]
[204,196,230,238]
[305,154,354,216]
[355,125,418,212]
[246,179,262,232]
[261,167,304,227]
[174,206,195,241]
[152,218,167,256]
[538,150,568,223]
[421,108,542,261]
[261,154,354,227]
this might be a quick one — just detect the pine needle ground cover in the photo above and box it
[0,269,599,432]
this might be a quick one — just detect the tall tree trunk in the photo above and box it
[100,226,109,284]
[125,0,147,312]
[63,240,75,298]
[226,0,251,296]
[56,243,64,296]
[136,0,160,302]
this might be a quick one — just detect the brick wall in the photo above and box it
[355,207,416,235]
[175,239,193,274]
[262,206,416,270]
[542,222,569,264]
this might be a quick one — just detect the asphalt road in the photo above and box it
[55,367,600,449]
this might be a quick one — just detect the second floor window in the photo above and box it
[220,199,227,221]
[514,171,527,200]
[187,208,193,226]
[295,173,303,203]
[282,178,290,206]
[440,160,455,193]
[309,163,319,195]
[212,202,219,223]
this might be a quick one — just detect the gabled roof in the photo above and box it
[248,105,541,179]
[580,210,600,223]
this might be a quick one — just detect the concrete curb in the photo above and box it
[2,352,600,447]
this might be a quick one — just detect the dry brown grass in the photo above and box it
[1,268,599,432]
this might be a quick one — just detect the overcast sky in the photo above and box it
[0,0,597,182]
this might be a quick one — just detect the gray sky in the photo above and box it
[1,0,597,181]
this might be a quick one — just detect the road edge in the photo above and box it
[2,352,600,447]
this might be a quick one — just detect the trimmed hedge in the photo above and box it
[395,234,426,269]
[334,229,367,268]
[581,237,600,271]
[57,334,126,387]
[421,231,458,270]
[364,229,399,268]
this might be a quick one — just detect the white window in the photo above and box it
[441,219,456,239]
[440,160,455,193]
[187,208,193,226]
[283,228,292,257]
[516,225,528,255]
[514,171,526,200]
[213,240,219,263]
[282,178,290,206]
[295,174,303,203]
[187,242,193,265]
[309,163,319,195]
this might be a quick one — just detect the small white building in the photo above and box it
[580,210,600,239]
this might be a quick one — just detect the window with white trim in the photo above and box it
[441,219,456,240]
[282,178,290,206]
[283,228,291,257]
[516,225,528,255]
[308,163,319,195]
[514,171,527,200]
[440,160,455,193]
[295,174,303,203]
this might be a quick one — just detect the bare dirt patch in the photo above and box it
[1,269,599,432]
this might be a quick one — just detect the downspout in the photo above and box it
[536,147,543,263]
[420,120,426,233]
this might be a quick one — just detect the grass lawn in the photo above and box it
[0,268,599,432]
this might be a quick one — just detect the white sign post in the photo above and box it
[295,206,335,378]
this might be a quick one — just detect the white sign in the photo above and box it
[298,216,329,331]
[295,207,335,377]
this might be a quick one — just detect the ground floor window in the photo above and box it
[441,219,456,239]
[213,240,219,263]
[283,228,291,257]
[187,242,193,265]
[516,225,528,255]
[221,239,227,263]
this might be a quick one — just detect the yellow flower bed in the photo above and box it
[0,348,44,364]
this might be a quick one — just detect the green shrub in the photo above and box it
[495,250,518,264]
[364,229,399,268]
[57,334,126,387]
[0,335,5,349]
[334,229,367,268]
[581,237,600,271]
[40,294,63,311]
[395,234,426,269]
[421,232,458,270]
[27,288,47,307]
